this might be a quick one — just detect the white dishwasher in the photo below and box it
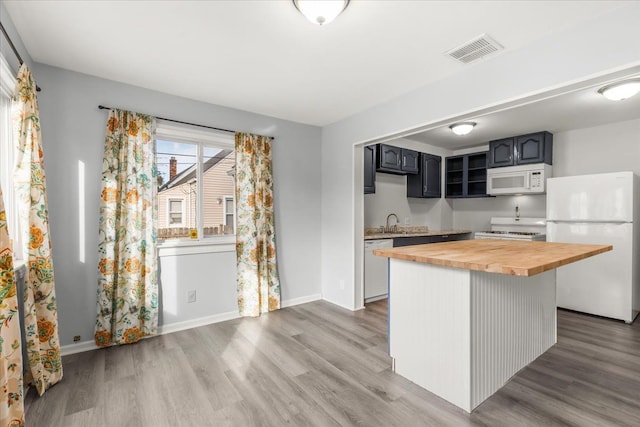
[364,239,393,302]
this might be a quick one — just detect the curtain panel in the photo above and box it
[12,63,62,397]
[0,185,24,427]
[235,132,281,317]
[95,109,158,347]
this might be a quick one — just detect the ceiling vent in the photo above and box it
[446,34,504,64]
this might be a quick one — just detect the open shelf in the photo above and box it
[445,152,489,198]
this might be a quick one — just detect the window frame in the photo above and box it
[0,52,22,261]
[155,122,236,252]
[223,195,235,233]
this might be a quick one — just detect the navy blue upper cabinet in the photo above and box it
[445,152,489,198]
[488,138,515,168]
[364,145,376,194]
[515,132,553,165]
[377,144,402,172]
[376,144,419,174]
[407,153,441,198]
[401,149,420,174]
[489,131,553,167]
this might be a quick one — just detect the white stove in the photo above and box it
[474,217,547,241]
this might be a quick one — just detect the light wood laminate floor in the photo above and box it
[25,300,640,426]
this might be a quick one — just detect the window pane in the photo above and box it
[156,134,235,241]
[169,200,182,212]
[157,140,196,240]
[169,213,182,224]
[202,147,235,237]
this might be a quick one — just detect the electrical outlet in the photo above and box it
[339,280,345,290]
[73,335,81,342]
[187,290,197,303]
[404,216,411,225]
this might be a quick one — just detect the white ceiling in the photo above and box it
[4,0,634,128]
[405,73,640,150]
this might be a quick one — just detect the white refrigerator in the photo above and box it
[546,171,640,323]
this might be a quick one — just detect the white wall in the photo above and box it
[34,64,322,347]
[553,118,640,177]
[321,2,640,310]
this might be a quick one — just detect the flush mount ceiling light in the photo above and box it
[293,0,350,26]
[449,122,476,136]
[598,78,640,101]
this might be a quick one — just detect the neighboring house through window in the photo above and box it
[155,122,235,241]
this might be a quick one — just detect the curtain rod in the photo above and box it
[98,105,236,135]
[0,21,42,92]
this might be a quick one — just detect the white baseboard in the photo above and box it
[60,293,323,356]
[60,340,99,356]
[281,293,322,308]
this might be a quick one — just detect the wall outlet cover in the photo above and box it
[187,290,197,303]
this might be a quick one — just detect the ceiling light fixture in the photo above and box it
[449,122,476,136]
[598,78,640,101]
[293,0,350,26]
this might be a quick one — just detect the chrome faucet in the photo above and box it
[386,213,399,233]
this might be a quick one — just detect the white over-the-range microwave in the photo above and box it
[487,164,553,195]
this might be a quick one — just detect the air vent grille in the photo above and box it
[447,34,503,64]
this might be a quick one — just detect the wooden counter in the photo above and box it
[374,239,612,276]
[377,238,612,412]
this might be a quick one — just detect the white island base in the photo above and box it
[389,259,556,413]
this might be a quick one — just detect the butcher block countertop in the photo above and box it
[373,239,612,277]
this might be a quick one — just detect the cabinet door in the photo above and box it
[401,148,419,174]
[422,154,441,198]
[378,144,402,171]
[488,138,515,168]
[516,132,548,165]
[364,145,376,194]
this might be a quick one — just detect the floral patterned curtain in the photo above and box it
[0,185,24,427]
[95,109,158,347]
[12,63,62,396]
[235,132,281,316]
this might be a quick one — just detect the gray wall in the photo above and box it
[33,64,322,347]
[0,2,32,73]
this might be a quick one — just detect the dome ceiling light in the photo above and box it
[293,0,350,26]
[598,78,640,101]
[449,122,477,136]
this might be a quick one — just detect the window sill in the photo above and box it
[158,235,236,257]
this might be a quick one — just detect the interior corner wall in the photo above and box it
[33,63,322,347]
[320,2,640,310]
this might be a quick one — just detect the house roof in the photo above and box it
[158,150,234,192]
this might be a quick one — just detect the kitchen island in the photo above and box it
[374,239,611,413]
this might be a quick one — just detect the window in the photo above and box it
[0,53,21,260]
[155,122,235,242]
[168,198,184,226]
[223,196,235,234]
